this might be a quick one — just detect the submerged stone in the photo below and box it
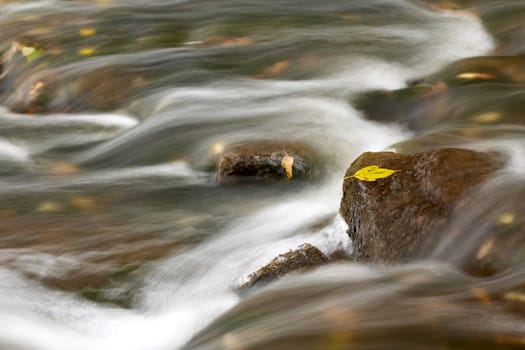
[243,243,329,288]
[354,56,525,130]
[340,148,505,263]
[433,181,525,277]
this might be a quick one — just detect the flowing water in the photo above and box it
[1,0,525,349]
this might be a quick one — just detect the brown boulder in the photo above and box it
[242,243,329,288]
[216,140,315,184]
[340,148,505,263]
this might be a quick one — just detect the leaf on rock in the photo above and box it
[281,155,294,179]
[345,165,397,182]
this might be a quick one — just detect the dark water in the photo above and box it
[1,0,525,349]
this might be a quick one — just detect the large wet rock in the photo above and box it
[217,140,316,184]
[340,148,505,263]
[242,243,329,288]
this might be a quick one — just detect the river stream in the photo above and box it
[1,1,524,349]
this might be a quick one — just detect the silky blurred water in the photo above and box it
[3,1,525,349]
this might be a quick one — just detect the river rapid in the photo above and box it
[1,1,525,349]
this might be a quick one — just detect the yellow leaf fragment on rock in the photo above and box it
[498,212,515,225]
[78,47,96,56]
[79,27,97,37]
[281,155,294,179]
[456,72,495,80]
[345,165,398,182]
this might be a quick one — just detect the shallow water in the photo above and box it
[1,1,525,349]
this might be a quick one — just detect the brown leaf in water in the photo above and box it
[220,37,252,46]
[49,161,79,175]
[266,60,290,77]
[70,196,96,212]
[471,287,491,304]
[476,238,495,260]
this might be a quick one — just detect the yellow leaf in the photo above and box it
[471,111,502,124]
[78,47,96,56]
[476,238,495,260]
[281,155,294,179]
[345,165,397,182]
[36,201,62,213]
[79,27,97,37]
[211,142,225,155]
[456,72,494,80]
[504,291,525,304]
[498,213,515,225]
[21,45,44,62]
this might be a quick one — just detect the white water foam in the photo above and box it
[0,137,30,163]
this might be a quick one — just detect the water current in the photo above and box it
[1,1,524,349]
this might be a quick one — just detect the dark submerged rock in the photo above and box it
[433,180,525,277]
[354,56,525,130]
[216,140,315,184]
[340,148,505,263]
[242,243,329,288]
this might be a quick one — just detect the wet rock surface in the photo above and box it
[216,140,316,184]
[340,148,505,263]
[243,243,329,288]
